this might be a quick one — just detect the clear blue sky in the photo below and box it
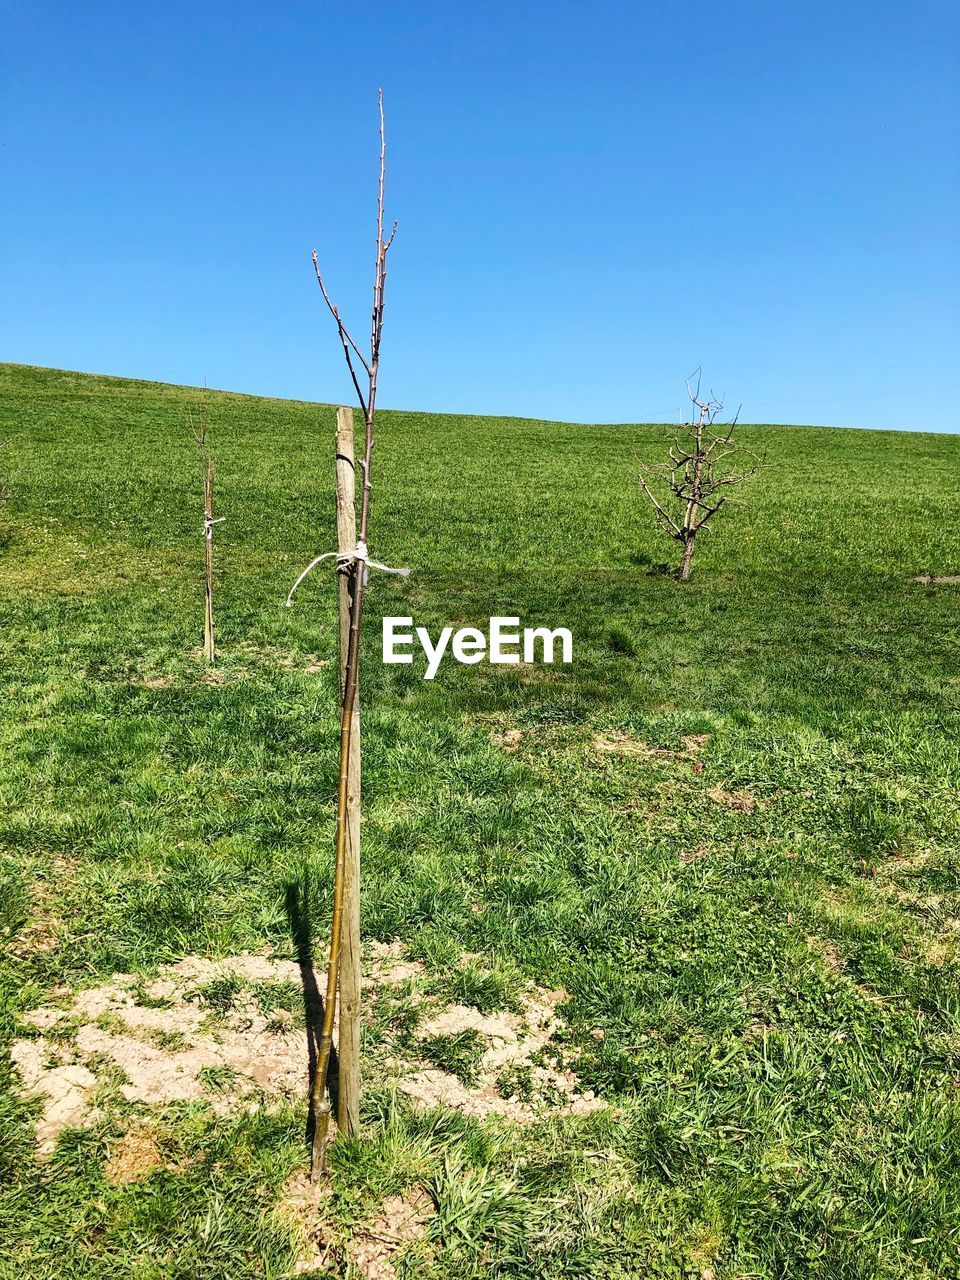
[2,1,958,429]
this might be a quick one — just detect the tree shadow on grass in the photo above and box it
[284,869,339,1149]
[627,550,675,576]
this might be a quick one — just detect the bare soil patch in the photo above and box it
[679,844,712,865]
[279,1172,339,1276]
[12,943,600,1157]
[806,935,891,1007]
[129,647,330,690]
[396,988,601,1123]
[11,953,309,1154]
[594,730,651,758]
[348,1189,434,1280]
[912,575,960,586]
[281,1172,433,1280]
[132,673,177,689]
[214,642,330,672]
[368,941,599,1124]
[807,934,845,976]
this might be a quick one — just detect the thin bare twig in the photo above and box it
[311,255,373,377]
[639,469,681,536]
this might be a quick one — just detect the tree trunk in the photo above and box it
[334,406,361,1137]
[677,531,696,582]
[677,420,703,583]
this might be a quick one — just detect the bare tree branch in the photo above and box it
[639,468,682,536]
[311,254,373,376]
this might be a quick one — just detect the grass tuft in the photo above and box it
[419,1031,488,1084]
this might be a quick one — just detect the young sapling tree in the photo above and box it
[639,370,759,582]
[187,400,222,663]
[286,90,404,1176]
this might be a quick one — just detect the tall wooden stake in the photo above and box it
[335,405,361,1136]
[189,398,219,666]
[203,458,216,664]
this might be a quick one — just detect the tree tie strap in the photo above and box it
[286,538,409,608]
[203,516,226,540]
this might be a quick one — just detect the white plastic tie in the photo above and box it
[286,540,409,608]
[204,516,226,540]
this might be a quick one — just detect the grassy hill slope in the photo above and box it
[1,363,959,1279]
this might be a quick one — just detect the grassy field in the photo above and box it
[1,361,959,1279]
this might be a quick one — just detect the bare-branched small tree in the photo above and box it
[187,398,222,664]
[287,89,401,1178]
[639,369,759,582]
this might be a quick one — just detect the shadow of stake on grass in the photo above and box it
[285,872,340,1149]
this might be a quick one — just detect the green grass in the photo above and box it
[1,361,959,1278]
[418,1030,488,1085]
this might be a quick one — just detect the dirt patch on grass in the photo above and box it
[875,847,937,878]
[368,939,425,986]
[348,1190,434,1280]
[912,575,960,586]
[707,786,756,812]
[281,1173,432,1280]
[204,642,330,672]
[594,730,707,772]
[12,943,599,1156]
[806,935,892,1007]
[742,1018,771,1041]
[807,934,845,976]
[395,988,601,1124]
[915,935,958,967]
[280,1172,340,1275]
[129,648,331,690]
[367,946,600,1125]
[11,1051,99,1150]
[11,953,309,1154]
[594,731,650,757]
[104,1126,164,1184]
[679,844,712,865]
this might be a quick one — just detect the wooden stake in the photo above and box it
[203,459,215,664]
[334,405,361,1137]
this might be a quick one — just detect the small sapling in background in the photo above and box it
[187,397,223,664]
